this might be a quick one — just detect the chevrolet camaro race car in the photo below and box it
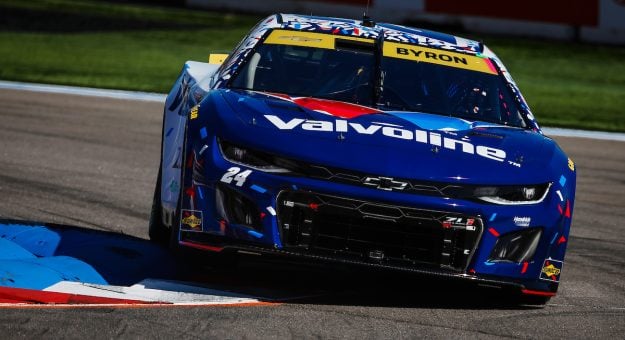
[149,14,576,303]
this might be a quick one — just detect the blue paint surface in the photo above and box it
[489,213,497,222]
[197,186,204,200]
[200,127,208,139]
[0,256,107,290]
[247,230,263,239]
[0,223,60,256]
[0,238,36,260]
[387,112,472,131]
[559,175,567,187]
[0,259,103,290]
[0,225,107,290]
[378,23,458,44]
[165,127,174,137]
[251,184,267,193]
[0,221,179,291]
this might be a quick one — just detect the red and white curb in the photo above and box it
[0,279,272,307]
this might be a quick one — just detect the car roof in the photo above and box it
[275,14,484,56]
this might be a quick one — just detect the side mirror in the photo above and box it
[208,54,228,65]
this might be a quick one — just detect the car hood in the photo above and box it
[213,89,559,185]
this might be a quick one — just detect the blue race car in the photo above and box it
[149,14,576,303]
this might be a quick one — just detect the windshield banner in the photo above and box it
[264,29,373,49]
[383,42,497,75]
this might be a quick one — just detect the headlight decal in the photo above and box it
[218,139,297,173]
[476,182,551,205]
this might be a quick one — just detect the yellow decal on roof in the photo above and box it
[383,42,497,75]
[208,54,228,65]
[264,29,373,50]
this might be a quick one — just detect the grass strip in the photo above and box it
[1,0,624,131]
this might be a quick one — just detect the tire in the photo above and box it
[148,165,169,246]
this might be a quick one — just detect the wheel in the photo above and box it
[148,165,169,246]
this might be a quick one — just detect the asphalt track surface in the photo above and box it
[0,88,624,338]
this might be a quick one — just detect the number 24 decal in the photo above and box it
[220,167,252,187]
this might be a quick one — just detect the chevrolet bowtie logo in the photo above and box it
[362,176,408,191]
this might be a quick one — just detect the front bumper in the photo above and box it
[176,137,572,295]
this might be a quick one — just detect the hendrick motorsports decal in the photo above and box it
[514,216,531,227]
[265,115,507,162]
[540,259,563,282]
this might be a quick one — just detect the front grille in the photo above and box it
[277,191,483,272]
[303,165,455,197]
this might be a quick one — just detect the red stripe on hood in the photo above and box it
[292,97,382,119]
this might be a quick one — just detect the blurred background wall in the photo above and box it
[187,0,625,45]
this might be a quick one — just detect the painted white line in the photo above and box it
[2,80,625,141]
[542,127,625,142]
[43,279,261,304]
[0,80,166,102]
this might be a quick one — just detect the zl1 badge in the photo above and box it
[181,210,203,231]
[540,259,563,282]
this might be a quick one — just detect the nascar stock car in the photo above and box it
[149,14,576,303]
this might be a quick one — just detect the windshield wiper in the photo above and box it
[372,31,384,107]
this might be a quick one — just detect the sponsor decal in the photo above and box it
[363,176,408,191]
[264,29,373,50]
[568,158,575,171]
[540,259,563,282]
[369,250,385,260]
[264,115,507,162]
[384,42,498,75]
[442,217,476,230]
[181,210,203,231]
[514,216,531,227]
[190,105,200,120]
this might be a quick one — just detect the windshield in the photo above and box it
[231,37,376,106]
[229,29,527,128]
